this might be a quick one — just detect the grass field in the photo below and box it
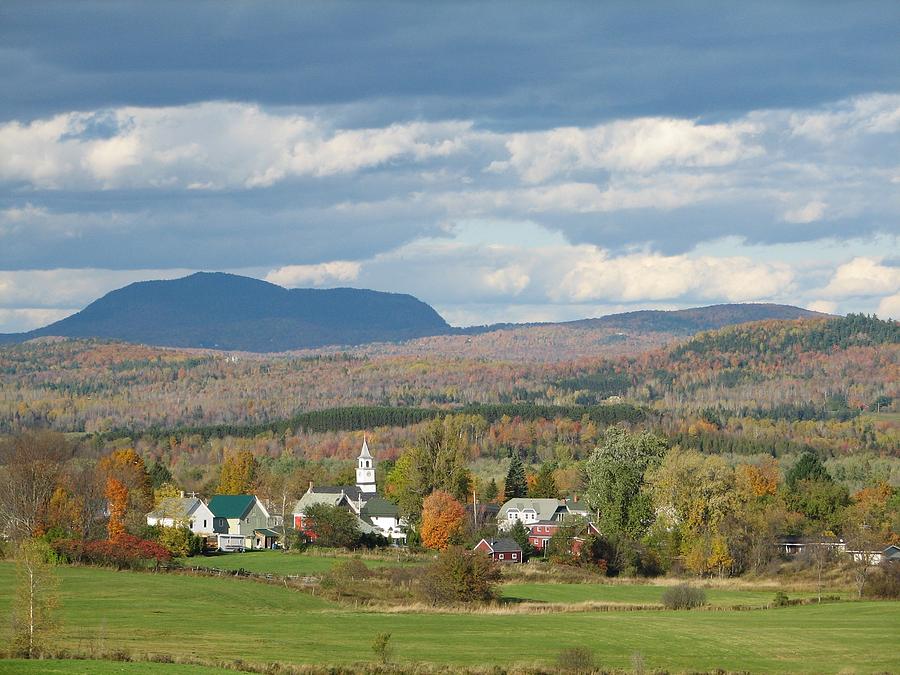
[0,563,897,673]
[179,550,420,575]
[501,582,843,607]
[0,661,226,674]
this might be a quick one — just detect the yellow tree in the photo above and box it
[105,477,128,540]
[13,538,59,658]
[420,490,466,550]
[217,450,258,494]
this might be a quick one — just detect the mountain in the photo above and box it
[0,272,450,352]
[0,271,827,353]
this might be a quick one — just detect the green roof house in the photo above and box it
[208,495,278,551]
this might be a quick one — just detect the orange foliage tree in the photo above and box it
[105,477,128,540]
[420,490,466,550]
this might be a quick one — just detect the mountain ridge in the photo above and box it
[0,272,828,352]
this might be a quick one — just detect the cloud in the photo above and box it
[490,118,761,183]
[821,257,900,299]
[877,293,900,320]
[806,300,838,315]
[0,104,474,190]
[783,200,827,224]
[551,249,794,304]
[0,308,76,333]
[265,261,361,287]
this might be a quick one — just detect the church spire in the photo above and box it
[356,433,376,493]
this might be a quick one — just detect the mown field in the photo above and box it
[501,582,844,608]
[1,563,898,673]
[179,550,422,575]
[0,661,226,674]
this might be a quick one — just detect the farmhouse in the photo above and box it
[208,494,279,551]
[526,519,601,552]
[146,495,215,536]
[292,437,406,544]
[474,537,522,563]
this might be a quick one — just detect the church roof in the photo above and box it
[360,496,399,518]
[358,436,373,459]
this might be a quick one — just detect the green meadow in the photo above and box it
[0,563,897,673]
[501,582,844,607]
[179,549,422,575]
[0,661,226,675]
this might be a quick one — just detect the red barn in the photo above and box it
[473,537,522,563]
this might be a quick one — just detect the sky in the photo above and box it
[1,1,899,331]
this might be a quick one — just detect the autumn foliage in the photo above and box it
[104,477,128,540]
[420,491,466,550]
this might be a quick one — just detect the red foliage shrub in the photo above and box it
[53,534,172,570]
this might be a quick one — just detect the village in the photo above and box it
[146,437,900,569]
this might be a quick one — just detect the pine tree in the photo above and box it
[504,455,528,501]
[530,463,558,498]
[483,478,499,503]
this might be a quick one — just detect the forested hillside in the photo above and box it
[1,315,896,467]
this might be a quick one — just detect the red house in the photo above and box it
[473,537,522,563]
[526,520,600,553]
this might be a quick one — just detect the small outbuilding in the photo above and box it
[473,537,522,563]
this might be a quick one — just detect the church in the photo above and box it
[291,436,406,545]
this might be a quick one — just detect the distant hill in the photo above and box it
[0,271,828,353]
[0,272,450,352]
[565,303,827,334]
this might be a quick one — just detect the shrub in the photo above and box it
[773,591,790,607]
[557,646,596,672]
[52,535,172,570]
[864,561,900,599]
[156,526,203,557]
[661,584,707,609]
[420,546,502,605]
[371,632,392,664]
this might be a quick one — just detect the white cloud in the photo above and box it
[0,308,76,333]
[821,257,900,298]
[789,93,900,141]
[0,268,193,309]
[783,200,827,224]
[806,300,838,315]
[552,249,794,303]
[483,265,530,295]
[876,293,900,320]
[265,261,361,287]
[0,103,474,190]
[490,117,761,183]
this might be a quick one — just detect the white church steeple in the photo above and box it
[356,434,377,494]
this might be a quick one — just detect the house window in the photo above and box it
[203,520,207,528]
[512,554,518,559]
[499,554,504,560]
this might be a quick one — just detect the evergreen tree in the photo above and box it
[148,461,173,489]
[483,478,499,503]
[530,463,558,498]
[504,455,528,501]
[786,452,831,489]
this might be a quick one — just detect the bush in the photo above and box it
[52,535,172,570]
[773,591,790,607]
[371,632,392,664]
[661,584,707,609]
[420,546,502,605]
[864,561,900,599]
[156,526,203,557]
[557,646,596,672]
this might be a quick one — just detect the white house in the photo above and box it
[292,436,406,544]
[497,498,571,530]
[146,496,215,536]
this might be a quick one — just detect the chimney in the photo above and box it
[574,494,578,503]
[180,490,185,498]
[308,481,314,493]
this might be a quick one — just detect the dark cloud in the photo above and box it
[2,1,898,126]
